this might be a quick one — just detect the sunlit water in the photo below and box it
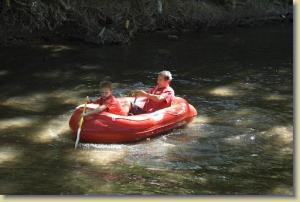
[0,24,293,195]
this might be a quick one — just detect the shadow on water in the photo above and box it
[0,24,293,195]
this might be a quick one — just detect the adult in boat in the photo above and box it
[130,70,175,115]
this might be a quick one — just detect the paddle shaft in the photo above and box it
[74,96,89,149]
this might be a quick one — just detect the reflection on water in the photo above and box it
[209,86,239,97]
[0,117,37,130]
[0,24,293,195]
[31,114,71,144]
[0,146,22,165]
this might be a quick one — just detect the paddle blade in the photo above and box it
[74,128,81,149]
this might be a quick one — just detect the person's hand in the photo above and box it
[132,90,148,97]
[87,96,93,103]
[78,112,86,125]
[80,112,88,118]
[76,97,92,109]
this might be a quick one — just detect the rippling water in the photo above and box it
[0,24,293,195]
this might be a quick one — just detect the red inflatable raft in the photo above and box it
[69,97,197,143]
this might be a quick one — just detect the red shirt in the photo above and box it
[143,85,175,113]
[92,95,125,115]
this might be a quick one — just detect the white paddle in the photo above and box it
[74,96,89,149]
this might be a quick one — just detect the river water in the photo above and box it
[0,23,293,195]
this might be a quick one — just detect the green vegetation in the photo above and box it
[0,0,292,45]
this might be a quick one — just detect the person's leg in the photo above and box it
[121,101,131,115]
[129,102,145,115]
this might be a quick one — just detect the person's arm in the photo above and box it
[83,104,107,117]
[134,90,166,102]
[145,92,165,102]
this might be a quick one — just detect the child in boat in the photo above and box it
[82,81,126,117]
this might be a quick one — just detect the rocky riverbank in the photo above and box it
[0,0,293,46]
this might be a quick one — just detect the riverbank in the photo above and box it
[0,0,293,46]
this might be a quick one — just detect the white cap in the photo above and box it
[158,70,173,81]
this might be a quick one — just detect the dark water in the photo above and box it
[0,24,293,195]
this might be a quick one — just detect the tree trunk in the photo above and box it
[157,0,163,14]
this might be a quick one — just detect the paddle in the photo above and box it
[133,96,137,104]
[74,96,89,149]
